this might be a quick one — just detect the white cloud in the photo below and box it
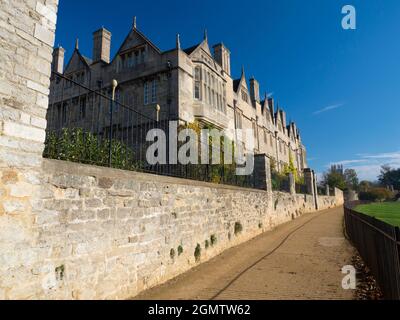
[329,159,366,166]
[312,103,344,115]
[329,150,400,181]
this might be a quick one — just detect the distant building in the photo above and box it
[331,165,344,176]
[48,18,308,172]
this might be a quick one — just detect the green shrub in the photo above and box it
[359,188,394,202]
[55,265,65,281]
[210,234,217,246]
[234,222,243,235]
[177,245,183,256]
[194,244,201,262]
[271,171,289,191]
[44,128,140,170]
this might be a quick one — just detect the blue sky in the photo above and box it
[55,0,400,181]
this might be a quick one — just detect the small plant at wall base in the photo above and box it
[170,249,176,260]
[194,244,201,262]
[234,222,243,236]
[177,245,183,256]
[274,199,279,210]
[205,240,210,249]
[55,265,65,281]
[210,234,217,246]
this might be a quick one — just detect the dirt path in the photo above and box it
[135,207,356,300]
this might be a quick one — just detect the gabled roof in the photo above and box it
[64,49,91,74]
[268,98,275,115]
[115,27,162,59]
[183,44,200,55]
[260,93,269,115]
[233,67,248,93]
[182,35,212,58]
[82,55,93,66]
[233,79,241,92]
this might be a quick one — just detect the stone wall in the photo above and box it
[0,0,59,300]
[0,0,344,300]
[0,159,342,300]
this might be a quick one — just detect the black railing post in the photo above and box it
[108,98,114,168]
[109,79,118,168]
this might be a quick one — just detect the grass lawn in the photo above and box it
[355,202,400,227]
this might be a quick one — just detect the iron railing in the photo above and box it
[295,182,308,194]
[344,203,400,300]
[45,72,257,189]
[271,171,290,192]
[317,186,326,196]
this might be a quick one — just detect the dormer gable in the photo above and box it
[116,26,161,57]
[64,49,91,75]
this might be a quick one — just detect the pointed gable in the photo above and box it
[183,38,212,58]
[268,98,275,120]
[183,44,200,55]
[116,28,161,57]
[234,67,248,93]
[64,49,91,75]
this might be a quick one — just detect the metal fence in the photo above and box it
[317,186,326,196]
[295,182,308,194]
[45,72,257,189]
[344,203,400,300]
[271,171,290,192]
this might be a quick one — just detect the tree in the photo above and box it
[321,171,347,190]
[378,165,400,190]
[344,169,359,191]
[359,180,371,192]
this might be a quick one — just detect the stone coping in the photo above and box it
[42,158,268,193]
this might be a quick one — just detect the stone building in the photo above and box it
[48,18,307,172]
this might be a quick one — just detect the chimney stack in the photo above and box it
[249,77,260,104]
[213,43,231,76]
[93,28,111,64]
[52,47,65,74]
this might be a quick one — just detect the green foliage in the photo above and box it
[359,180,372,192]
[234,222,243,235]
[44,128,140,170]
[355,202,400,227]
[177,245,183,256]
[283,153,297,179]
[322,171,347,190]
[55,265,65,281]
[258,222,263,229]
[379,165,400,190]
[210,234,217,246]
[178,121,250,187]
[344,169,359,191]
[194,244,201,262]
[321,166,360,191]
[271,170,289,191]
[205,240,210,249]
[170,248,176,260]
[296,175,305,185]
[359,188,394,202]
